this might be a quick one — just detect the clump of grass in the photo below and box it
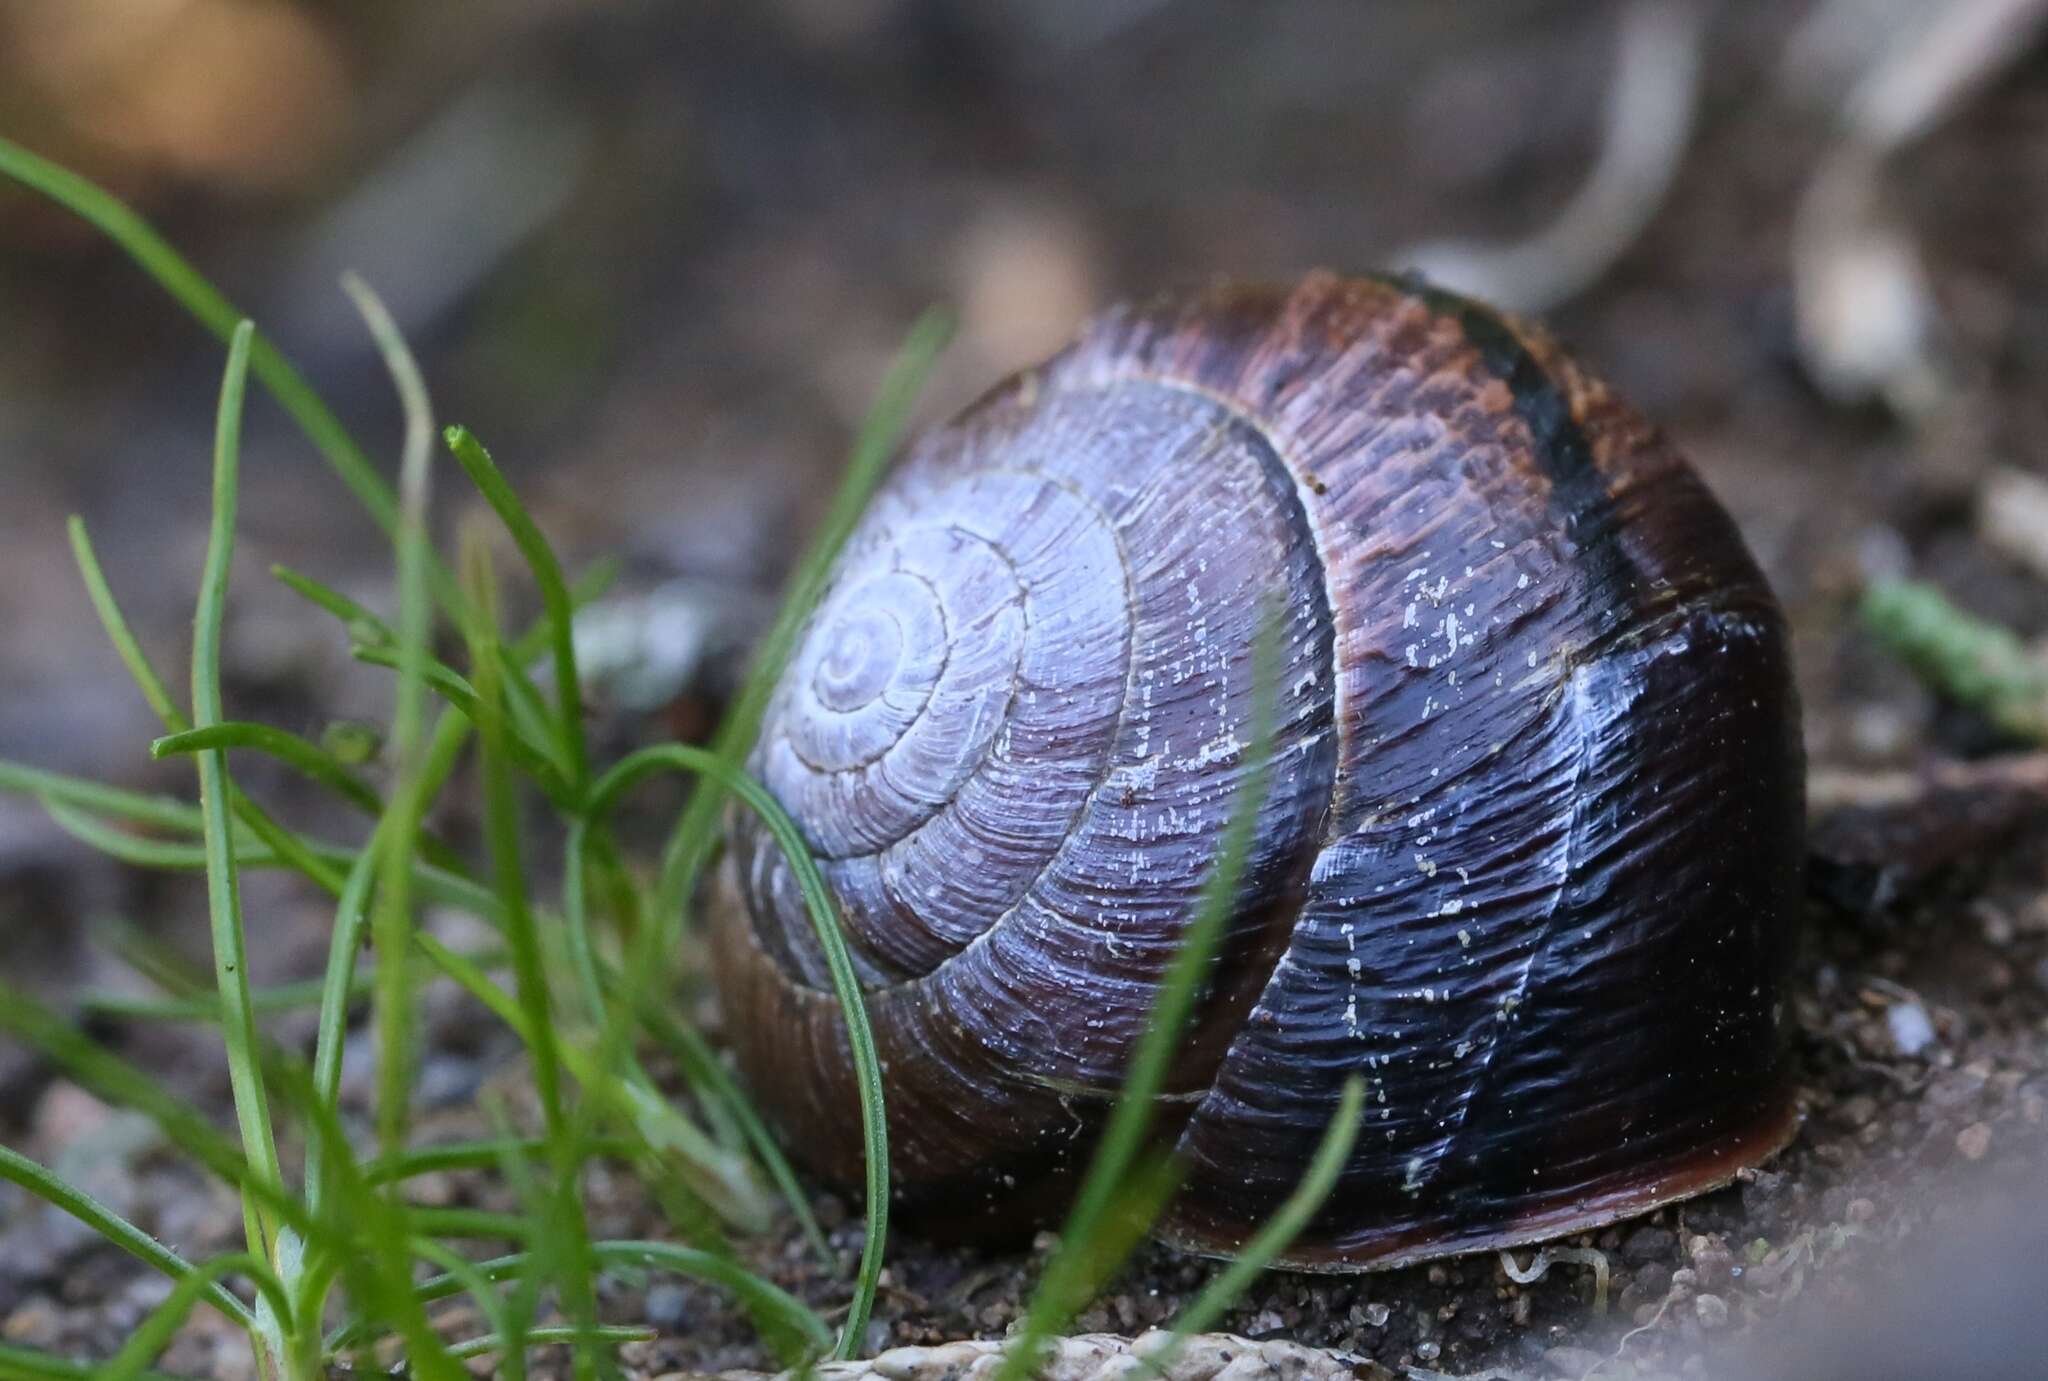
[0,131,935,1380]
[0,132,1371,1379]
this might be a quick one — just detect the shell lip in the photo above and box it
[1156,1082,1803,1275]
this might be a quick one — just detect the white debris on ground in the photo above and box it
[654,1331,1378,1381]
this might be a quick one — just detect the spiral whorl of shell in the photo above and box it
[716,272,1803,1268]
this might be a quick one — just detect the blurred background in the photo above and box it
[1,0,2045,777]
[2,0,2047,1374]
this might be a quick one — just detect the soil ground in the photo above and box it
[1,3,2045,1377]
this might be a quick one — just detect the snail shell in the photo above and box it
[713,272,1803,1270]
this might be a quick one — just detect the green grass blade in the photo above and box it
[558,826,613,1030]
[494,645,571,785]
[993,608,1285,1381]
[308,711,474,1139]
[636,1001,828,1263]
[295,634,553,1196]
[270,564,394,646]
[153,723,381,816]
[328,1241,831,1364]
[478,1107,551,1381]
[0,135,470,617]
[0,760,205,834]
[1150,1076,1364,1365]
[0,982,337,1257]
[557,831,821,1261]
[66,516,180,723]
[0,1146,253,1331]
[79,950,496,1025]
[409,1239,515,1378]
[445,426,588,787]
[653,309,950,930]
[69,518,352,899]
[102,1252,294,1381]
[412,1235,509,1327]
[409,932,763,1222]
[340,274,437,1159]
[458,520,599,1381]
[190,323,287,1289]
[585,746,887,1359]
[456,528,565,1147]
[349,645,578,803]
[266,1066,466,1381]
[0,1343,186,1381]
[80,974,351,1024]
[598,1239,834,1364]
[402,1207,534,1241]
[283,681,475,1373]
[445,1326,653,1362]
[35,796,496,926]
[313,724,471,1047]
[38,800,258,871]
[365,1136,633,1186]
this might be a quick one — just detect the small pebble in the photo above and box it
[645,1283,688,1331]
[1956,1121,1993,1160]
[1695,1294,1730,1329]
[31,1082,114,1152]
[1684,1235,1733,1288]
[1887,1002,1936,1057]
[2,1296,58,1347]
[1416,1341,1441,1362]
[415,1054,482,1109]
[1625,1262,1672,1306]
[1622,1225,1676,1265]
[1363,1302,1391,1328]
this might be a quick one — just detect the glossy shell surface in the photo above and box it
[714,272,1804,1268]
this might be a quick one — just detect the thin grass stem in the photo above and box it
[190,324,287,1289]
[340,275,435,1159]
[153,724,381,816]
[328,1241,831,1363]
[67,519,350,897]
[991,607,1286,1381]
[459,521,600,1381]
[445,426,588,787]
[0,759,205,835]
[102,1252,294,1381]
[1147,1077,1364,1369]
[447,1327,653,1362]
[584,746,887,1359]
[365,1136,634,1185]
[270,564,394,645]
[0,134,468,617]
[0,1146,253,1330]
[652,311,950,936]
